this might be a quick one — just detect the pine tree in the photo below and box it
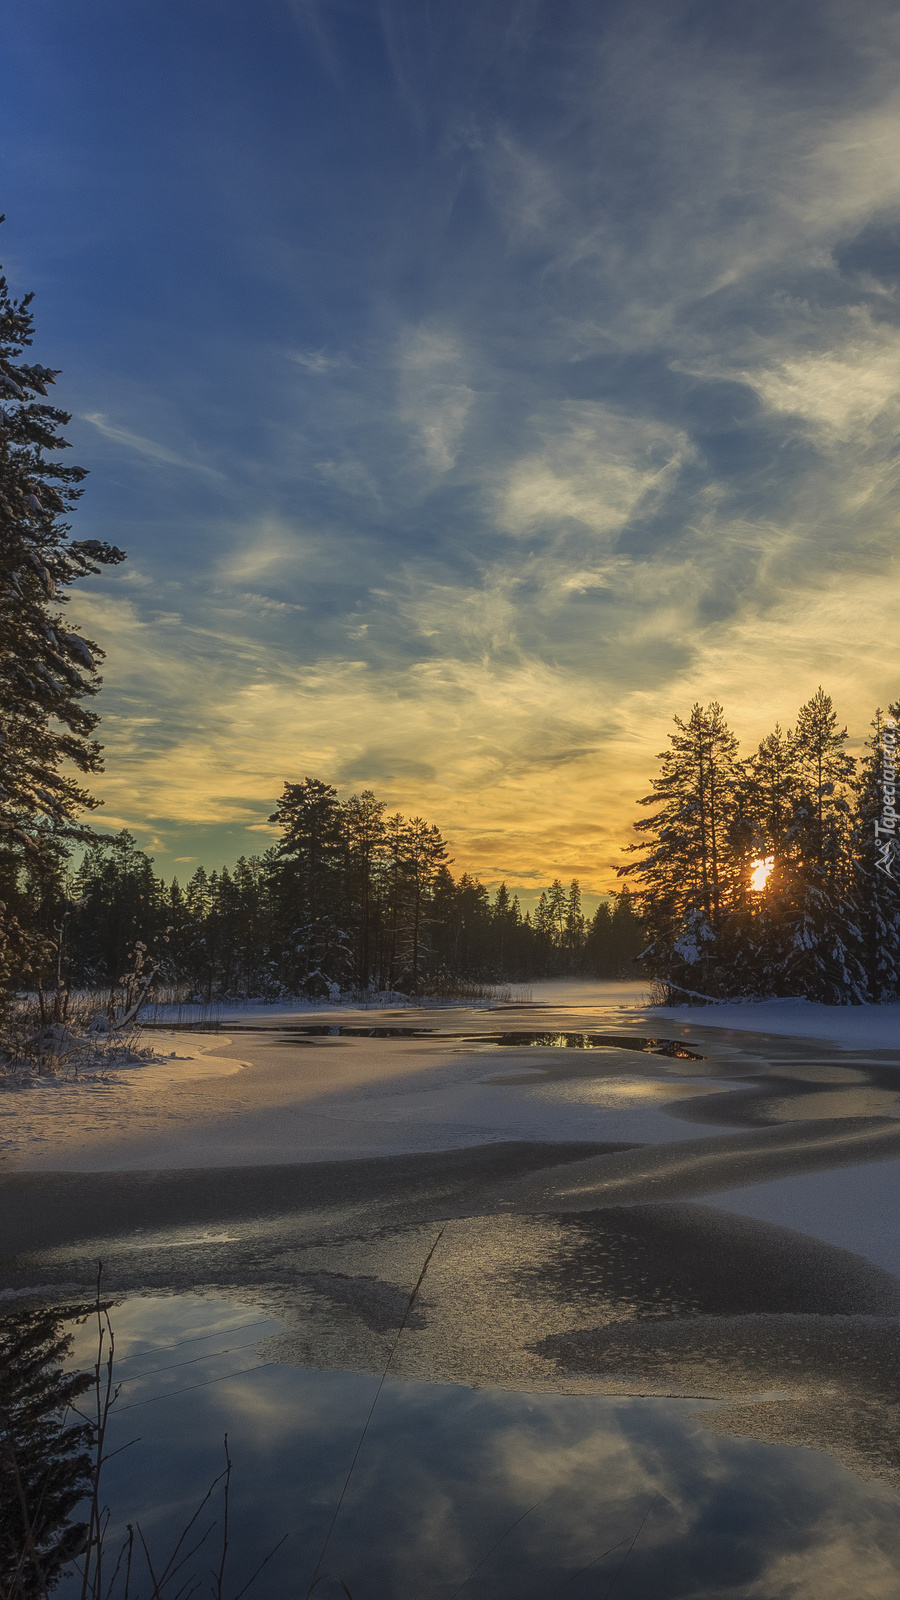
[563,880,585,967]
[742,725,799,857]
[492,882,522,977]
[0,1303,94,1596]
[726,725,801,991]
[769,689,864,1004]
[380,812,408,990]
[69,831,164,987]
[165,876,191,986]
[343,789,386,990]
[793,687,856,877]
[439,873,491,977]
[182,866,215,998]
[610,888,645,974]
[269,778,350,994]
[586,900,614,975]
[0,239,125,996]
[392,818,450,992]
[622,692,880,1003]
[546,880,567,947]
[229,854,275,995]
[852,705,900,1001]
[622,702,740,993]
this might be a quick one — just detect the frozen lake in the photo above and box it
[3,980,900,1598]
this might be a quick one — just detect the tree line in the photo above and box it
[623,688,900,1004]
[9,778,643,999]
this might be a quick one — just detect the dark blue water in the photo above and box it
[58,1293,900,1600]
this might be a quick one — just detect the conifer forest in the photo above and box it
[623,691,900,1005]
[6,785,644,1001]
[7,688,900,1007]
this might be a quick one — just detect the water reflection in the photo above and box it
[483,1040,900,1130]
[151,1014,900,1134]
[0,1302,94,1595]
[47,1292,900,1600]
[8,995,900,1597]
[146,1019,706,1059]
[466,1032,705,1057]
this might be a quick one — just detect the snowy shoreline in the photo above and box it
[140,979,900,1053]
[650,994,900,1051]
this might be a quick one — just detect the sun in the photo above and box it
[750,856,774,892]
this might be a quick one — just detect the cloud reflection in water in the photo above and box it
[56,1291,900,1600]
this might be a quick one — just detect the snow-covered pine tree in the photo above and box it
[793,687,856,875]
[774,688,865,1003]
[733,723,802,994]
[852,704,900,1001]
[0,237,125,996]
[621,702,741,996]
[743,725,800,859]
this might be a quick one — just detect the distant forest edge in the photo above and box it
[9,778,644,1000]
[623,689,900,1006]
[7,685,900,1006]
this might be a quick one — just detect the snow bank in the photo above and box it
[651,996,900,1051]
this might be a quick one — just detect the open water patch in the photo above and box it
[145,1020,706,1058]
[42,1290,900,1600]
[467,1031,705,1058]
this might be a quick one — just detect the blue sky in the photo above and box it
[5,0,900,894]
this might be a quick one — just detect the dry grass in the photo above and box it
[0,993,158,1082]
[417,978,529,1003]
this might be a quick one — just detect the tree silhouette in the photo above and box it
[0,236,124,1001]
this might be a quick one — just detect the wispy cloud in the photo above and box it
[80,413,223,476]
[287,347,349,374]
[16,0,900,884]
[496,404,691,539]
[396,326,476,475]
[748,324,900,438]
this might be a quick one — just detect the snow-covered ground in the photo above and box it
[0,1014,711,1172]
[142,981,900,1052]
[651,995,900,1051]
[4,981,900,1184]
[141,986,532,1025]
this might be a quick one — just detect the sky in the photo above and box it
[4,0,900,899]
